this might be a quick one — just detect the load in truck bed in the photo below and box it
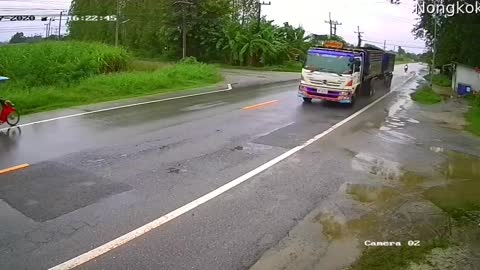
[361,47,396,78]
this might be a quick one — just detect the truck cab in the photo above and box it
[298,42,395,105]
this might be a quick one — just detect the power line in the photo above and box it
[363,39,427,50]
[363,37,426,47]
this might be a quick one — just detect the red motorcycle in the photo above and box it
[0,99,20,126]
[0,77,20,126]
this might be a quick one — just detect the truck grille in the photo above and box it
[309,78,342,87]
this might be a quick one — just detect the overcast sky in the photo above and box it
[0,0,426,52]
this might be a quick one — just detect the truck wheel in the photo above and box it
[303,97,312,103]
[361,79,371,96]
[384,76,392,91]
[368,79,376,97]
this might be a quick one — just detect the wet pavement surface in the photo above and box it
[0,64,442,270]
[251,66,480,270]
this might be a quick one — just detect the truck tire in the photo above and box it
[368,79,377,97]
[384,75,392,91]
[360,79,370,96]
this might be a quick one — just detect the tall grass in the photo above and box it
[5,62,223,114]
[412,86,443,104]
[424,74,452,87]
[466,94,480,136]
[0,41,131,87]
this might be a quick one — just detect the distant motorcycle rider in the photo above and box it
[404,64,409,73]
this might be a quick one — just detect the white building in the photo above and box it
[452,63,480,93]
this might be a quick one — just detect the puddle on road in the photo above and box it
[443,151,480,181]
[376,130,417,145]
[351,152,403,181]
[400,171,427,190]
[345,183,398,203]
[424,151,480,223]
[253,146,480,270]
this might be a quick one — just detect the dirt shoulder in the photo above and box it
[250,69,480,270]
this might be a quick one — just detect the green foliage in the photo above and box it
[69,0,314,67]
[413,0,480,67]
[0,41,131,87]
[412,86,442,104]
[466,94,480,136]
[4,62,222,114]
[433,74,452,87]
[423,74,452,87]
[180,56,199,64]
[128,60,171,72]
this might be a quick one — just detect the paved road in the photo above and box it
[0,65,422,270]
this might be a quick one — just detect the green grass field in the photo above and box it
[0,42,222,115]
[0,41,130,87]
[4,62,222,115]
[412,86,443,104]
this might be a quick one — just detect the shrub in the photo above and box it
[0,41,131,87]
[180,56,198,64]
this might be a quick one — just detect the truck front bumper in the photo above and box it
[298,84,354,103]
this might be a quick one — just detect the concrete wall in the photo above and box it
[453,64,480,92]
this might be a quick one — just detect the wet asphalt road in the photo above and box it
[0,65,422,270]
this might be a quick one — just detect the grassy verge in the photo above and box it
[465,94,480,136]
[412,86,443,104]
[5,62,222,115]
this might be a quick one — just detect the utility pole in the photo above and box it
[257,1,271,31]
[383,40,386,50]
[47,18,54,38]
[58,11,65,40]
[175,0,194,59]
[325,12,332,37]
[241,0,245,25]
[325,12,341,37]
[45,23,49,38]
[354,26,363,47]
[430,14,437,87]
[115,0,121,46]
[122,19,130,46]
[332,21,342,36]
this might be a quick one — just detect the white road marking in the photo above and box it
[0,84,233,132]
[49,75,416,270]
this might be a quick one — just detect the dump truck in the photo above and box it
[298,41,396,105]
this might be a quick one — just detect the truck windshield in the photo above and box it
[304,53,353,75]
